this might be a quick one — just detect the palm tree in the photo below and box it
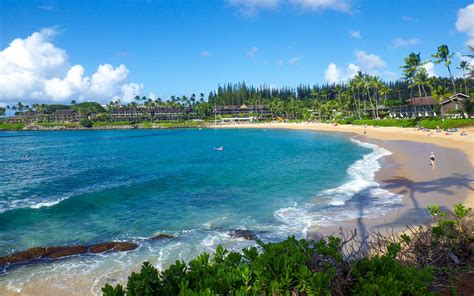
[401,52,425,115]
[432,44,456,93]
[457,60,470,95]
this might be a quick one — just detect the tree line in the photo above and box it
[2,44,473,120]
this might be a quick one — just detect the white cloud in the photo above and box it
[200,50,212,58]
[229,0,350,15]
[291,0,350,12]
[0,28,143,105]
[324,63,341,83]
[288,56,303,65]
[391,37,420,48]
[324,51,390,83]
[228,0,279,15]
[349,30,361,39]
[355,50,385,71]
[455,4,474,48]
[422,62,437,77]
[247,46,259,58]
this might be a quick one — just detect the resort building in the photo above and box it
[107,107,188,121]
[213,104,272,119]
[388,93,470,118]
[49,110,81,122]
[1,110,80,124]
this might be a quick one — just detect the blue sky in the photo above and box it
[0,0,473,105]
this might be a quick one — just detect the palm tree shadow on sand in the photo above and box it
[326,173,474,254]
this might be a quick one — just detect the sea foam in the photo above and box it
[274,138,402,236]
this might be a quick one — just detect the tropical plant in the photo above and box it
[432,44,456,93]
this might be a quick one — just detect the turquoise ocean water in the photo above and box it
[0,129,401,293]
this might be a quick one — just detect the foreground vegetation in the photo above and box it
[102,204,473,295]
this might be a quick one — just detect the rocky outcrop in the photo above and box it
[229,229,257,240]
[150,233,175,240]
[89,242,138,253]
[0,241,138,267]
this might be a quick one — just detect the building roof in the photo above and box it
[406,96,437,106]
[441,93,469,105]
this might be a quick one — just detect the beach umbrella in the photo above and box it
[400,113,404,118]
[425,112,428,117]
[433,112,437,116]
[418,112,422,117]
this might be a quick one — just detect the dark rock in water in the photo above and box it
[0,247,48,266]
[229,229,257,240]
[89,242,138,253]
[0,241,138,267]
[44,246,88,259]
[151,233,175,240]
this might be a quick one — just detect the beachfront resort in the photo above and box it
[1,1,474,295]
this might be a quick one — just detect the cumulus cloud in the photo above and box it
[228,0,350,15]
[390,37,420,48]
[324,62,359,83]
[324,50,389,83]
[422,62,437,77]
[354,50,385,71]
[247,46,259,58]
[349,30,361,39]
[455,4,474,48]
[0,28,143,105]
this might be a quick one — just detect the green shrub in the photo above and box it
[80,118,93,128]
[92,121,134,127]
[0,123,25,130]
[351,119,418,128]
[39,122,78,128]
[351,242,435,295]
[142,122,153,129]
[102,204,473,295]
[419,118,474,129]
[102,236,339,295]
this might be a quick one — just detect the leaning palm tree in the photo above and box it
[457,60,470,95]
[432,44,456,93]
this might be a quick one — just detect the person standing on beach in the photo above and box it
[430,152,435,167]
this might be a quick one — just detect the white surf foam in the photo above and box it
[274,138,402,236]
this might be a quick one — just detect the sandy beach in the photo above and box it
[215,122,474,236]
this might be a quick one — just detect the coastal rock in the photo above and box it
[89,242,138,253]
[229,229,257,240]
[44,246,88,259]
[0,247,49,265]
[0,242,139,267]
[150,233,175,240]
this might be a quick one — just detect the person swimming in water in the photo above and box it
[430,152,435,166]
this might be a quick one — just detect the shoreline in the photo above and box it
[214,122,474,206]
